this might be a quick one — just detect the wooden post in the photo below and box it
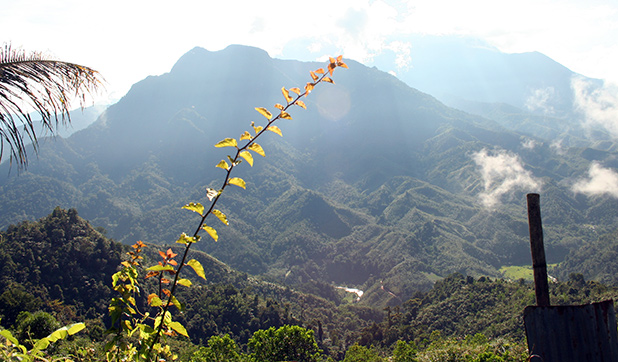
[527,193,550,307]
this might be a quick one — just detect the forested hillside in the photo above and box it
[2,209,617,360]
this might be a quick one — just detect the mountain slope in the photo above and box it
[1,45,617,306]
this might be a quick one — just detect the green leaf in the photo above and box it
[267,125,283,137]
[33,322,86,352]
[216,160,230,170]
[66,322,86,336]
[149,294,163,307]
[214,138,238,148]
[239,150,254,167]
[177,278,192,287]
[146,265,175,272]
[228,177,246,189]
[176,233,197,244]
[182,202,204,216]
[248,143,266,157]
[33,337,50,352]
[187,259,206,280]
[203,225,218,241]
[0,329,18,345]
[212,209,229,225]
[168,321,189,337]
[255,107,272,120]
[170,295,184,311]
[112,272,120,287]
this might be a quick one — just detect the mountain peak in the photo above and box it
[170,44,271,76]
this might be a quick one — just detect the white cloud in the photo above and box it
[472,148,542,208]
[550,139,566,155]
[385,40,412,70]
[572,76,618,138]
[525,87,556,114]
[572,162,618,198]
[521,138,540,150]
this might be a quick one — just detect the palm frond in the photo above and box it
[0,43,104,168]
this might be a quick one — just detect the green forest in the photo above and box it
[1,207,617,361]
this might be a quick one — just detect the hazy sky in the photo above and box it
[2,0,617,102]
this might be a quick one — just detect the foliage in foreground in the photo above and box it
[0,43,103,168]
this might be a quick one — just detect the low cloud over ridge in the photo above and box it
[572,162,618,198]
[472,148,542,208]
[572,76,618,138]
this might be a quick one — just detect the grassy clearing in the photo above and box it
[499,265,534,281]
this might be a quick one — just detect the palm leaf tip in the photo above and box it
[0,42,105,168]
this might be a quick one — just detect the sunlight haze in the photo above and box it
[2,0,617,102]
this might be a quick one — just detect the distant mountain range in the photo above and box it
[1,42,617,306]
[283,35,614,150]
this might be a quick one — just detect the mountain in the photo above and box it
[1,45,617,306]
[282,35,613,150]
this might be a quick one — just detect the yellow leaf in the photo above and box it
[267,125,283,137]
[187,259,206,280]
[282,87,293,103]
[168,321,189,338]
[240,131,252,141]
[212,209,229,225]
[175,233,196,244]
[202,225,218,241]
[274,103,284,110]
[315,68,325,74]
[177,278,192,287]
[216,160,229,170]
[253,125,263,135]
[255,107,272,120]
[239,150,254,166]
[310,71,318,81]
[305,83,314,94]
[248,143,266,157]
[214,138,238,148]
[323,77,334,84]
[280,112,292,120]
[228,177,247,189]
[289,87,301,95]
[182,202,204,216]
[296,100,307,109]
[148,293,163,306]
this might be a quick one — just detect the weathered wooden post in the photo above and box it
[524,193,618,362]
[526,193,550,307]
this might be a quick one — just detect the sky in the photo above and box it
[2,0,618,103]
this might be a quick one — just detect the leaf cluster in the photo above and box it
[0,43,104,167]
